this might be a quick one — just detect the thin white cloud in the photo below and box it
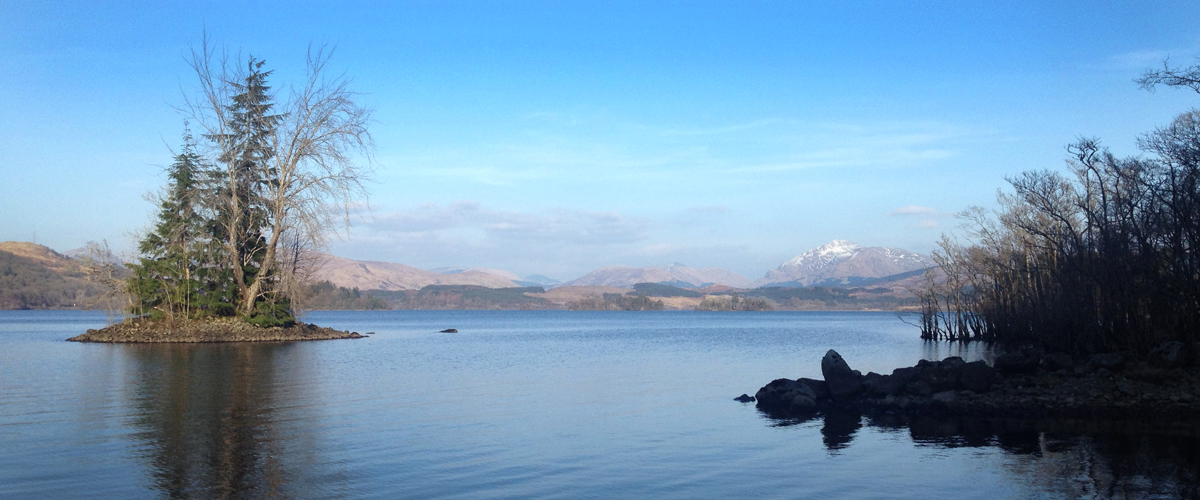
[888,205,937,216]
[377,117,987,185]
[368,201,652,245]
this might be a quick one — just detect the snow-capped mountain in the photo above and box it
[754,240,934,287]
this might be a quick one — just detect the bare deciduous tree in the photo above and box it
[182,36,373,318]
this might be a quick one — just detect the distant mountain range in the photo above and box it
[754,240,935,287]
[560,263,753,289]
[312,255,522,290]
[1,239,936,311]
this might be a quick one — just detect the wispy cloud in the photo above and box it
[888,205,937,216]
[378,117,988,185]
[368,201,652,245]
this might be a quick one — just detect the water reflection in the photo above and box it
[123,343,299,499]
[761,408,1200,498]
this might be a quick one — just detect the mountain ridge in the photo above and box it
[755,240,934,287]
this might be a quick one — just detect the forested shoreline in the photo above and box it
[916,60,1200,357]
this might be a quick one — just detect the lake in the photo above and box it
[1,310,1196,499]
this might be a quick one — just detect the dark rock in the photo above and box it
[864,372,907,397]
[790,395,818,411]
[754,378,796,411]
[889,366,920,387]
[755,378,819,412]
[931,390,958,405]
[798,378,829,400]
[919,361,961,392]
[1088,353,1125,371]
[941,356,966,369]
[906,380,934,396]
[734,394,755,403]
[821,350,864,401]
[1041,352,1074,371]
[439,328,459,333]
[994,348,1040,374]
[1148,341,1189,368]
[959,360,996,392]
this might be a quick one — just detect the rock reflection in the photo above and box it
[124,343,295,499]
[762,408,1200,498]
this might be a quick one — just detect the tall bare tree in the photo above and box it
[182,37,373,320]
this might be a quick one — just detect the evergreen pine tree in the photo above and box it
[208,57,294,326]
[129,126,206,319]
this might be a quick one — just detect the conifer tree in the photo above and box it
[130,126,206,319]
[207,58,294,326]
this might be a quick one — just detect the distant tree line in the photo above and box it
[567,293,664,311]
[696,292,773,311]
[301,281,389,310]
[128,40,372,327]
[919,60,1200,356]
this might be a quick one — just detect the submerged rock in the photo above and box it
[734,394,756,403]
[439,328,459,333]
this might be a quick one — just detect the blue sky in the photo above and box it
[2,1,1199,280]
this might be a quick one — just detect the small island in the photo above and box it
[70,47,372,342]
[68,317,363,343]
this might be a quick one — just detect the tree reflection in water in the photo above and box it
[124,343,294,499]
[762,407,1200,498]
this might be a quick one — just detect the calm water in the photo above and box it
[1,310,1196,499]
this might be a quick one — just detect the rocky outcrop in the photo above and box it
[749,344,1200,420]
[821,350,863,400]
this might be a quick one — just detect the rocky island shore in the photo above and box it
[746,343,1200,422]
[67,317,365,343]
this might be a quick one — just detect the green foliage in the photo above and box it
[127,60,299,327]
[245,299,295,328]
[128,128,211,320]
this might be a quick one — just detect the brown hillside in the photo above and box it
[0,241,80,274]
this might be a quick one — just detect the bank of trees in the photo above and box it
[919,60,1200,355]
[129,41,372,326]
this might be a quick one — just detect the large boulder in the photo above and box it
[798,378,830,400]
[916,359,961,392]
[889,366,920,387]
[863,371,909,397]
[994,348,1041,374]
[755,378,820,413]
[959,360,996,392]
[1148,341,1190,368]
[1041,352,1074,371]
[1087,352,1126,371]
[821,350,864,401]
